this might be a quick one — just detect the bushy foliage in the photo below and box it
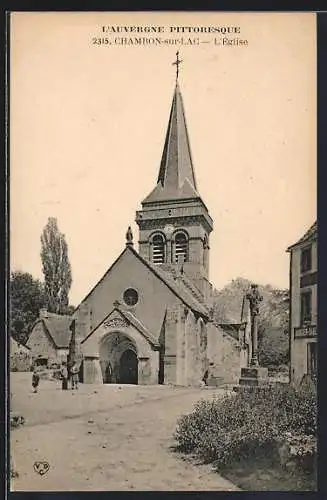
[212,278,289,368]
[10,412,25,429]
[41,217,72,314]
[174,381,317,469]
[10,271,46,344]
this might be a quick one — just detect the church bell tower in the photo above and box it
[135,53,213,297]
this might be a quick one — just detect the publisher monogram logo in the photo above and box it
[33,461,50,476]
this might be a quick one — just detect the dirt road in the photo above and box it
[10,373,238,491]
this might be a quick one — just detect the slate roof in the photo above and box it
[130,246,209,317]
[287,221,317,251]
[210,323,240,346]
[11,337,31,354]
[142,83,200,204]
[211,294,250,344]
[218,324,243,340]
[76,244,210,319]
[36,313,72,349]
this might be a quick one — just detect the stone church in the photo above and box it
[71,80,251,386]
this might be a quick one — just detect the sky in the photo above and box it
[10,12,317,306]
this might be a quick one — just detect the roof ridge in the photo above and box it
[178,274,205,304]
[212,322,240,344]
[287,220,317,251]
[136,252,208,316]
[81,306,159,348]
[118,308,159,348]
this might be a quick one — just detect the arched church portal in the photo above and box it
[99,332,138,385]
[119,349,138,384]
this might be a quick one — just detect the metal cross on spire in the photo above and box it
[172,51,183,82]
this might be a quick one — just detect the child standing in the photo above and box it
[60,362,68,390]
[32,366,40,393]
[71,363,79,390]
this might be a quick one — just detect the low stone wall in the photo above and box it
[207,324,242,384]
[10,353,31,372]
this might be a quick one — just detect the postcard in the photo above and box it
[9,11,317,492]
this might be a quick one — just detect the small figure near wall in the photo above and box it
[71,362,79,390]
[60,362,68,390]
[31,366,40,393]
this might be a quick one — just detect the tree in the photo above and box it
[212,277,289,368]
[40,217,72,314]
[10,271,46,344]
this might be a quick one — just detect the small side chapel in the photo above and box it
[72,58,251,386]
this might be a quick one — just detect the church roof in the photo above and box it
[10,337,31,353]
[31,313,72,349]
[76,244,209,319]
[128,246,209,317]
[142,83,200,204]
[210,323,241,346]
[287,221,317,251]
[81,306,160,348]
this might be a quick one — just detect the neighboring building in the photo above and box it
[10,337,31,371]
[71,79,251,386]
[287,221,317,383]
[27,309,72,367]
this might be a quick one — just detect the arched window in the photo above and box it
[173,231,188,263]
[152,234,165,264]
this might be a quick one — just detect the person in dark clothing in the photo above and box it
[202,369,209,386]
[32,366,40,393]
[60,362,68,390]
[71,362,79,390]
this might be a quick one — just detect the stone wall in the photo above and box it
[10,352,31,372]
[207,324,242,384]
[27,321,57,364]
[74,248,184,344]
[290,240,317,383]
[164,303,180,384]
[174,307,208,387]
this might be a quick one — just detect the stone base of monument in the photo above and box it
[207,376,224,387]
[238,366,269,387]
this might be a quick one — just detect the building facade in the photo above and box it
[70,80,251,386]
[287,221,317,383]
[27,309,71,367]
[10,338,31,372]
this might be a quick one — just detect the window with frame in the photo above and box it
[152,234,165,264]
[123,288,139,307]
[301,245,312,273]
[173,232,188,263]
[301,290,312,324]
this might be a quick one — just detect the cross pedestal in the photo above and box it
[238,284,268,388]
[239,366,268,386]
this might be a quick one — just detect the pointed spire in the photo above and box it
[142,82,199,204]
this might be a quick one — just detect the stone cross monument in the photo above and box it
[238,284,268,387]
[246,284,263,367]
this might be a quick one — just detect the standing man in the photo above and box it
[60,361,68,390]
[71,362,79,390]
[31,366,40,393]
